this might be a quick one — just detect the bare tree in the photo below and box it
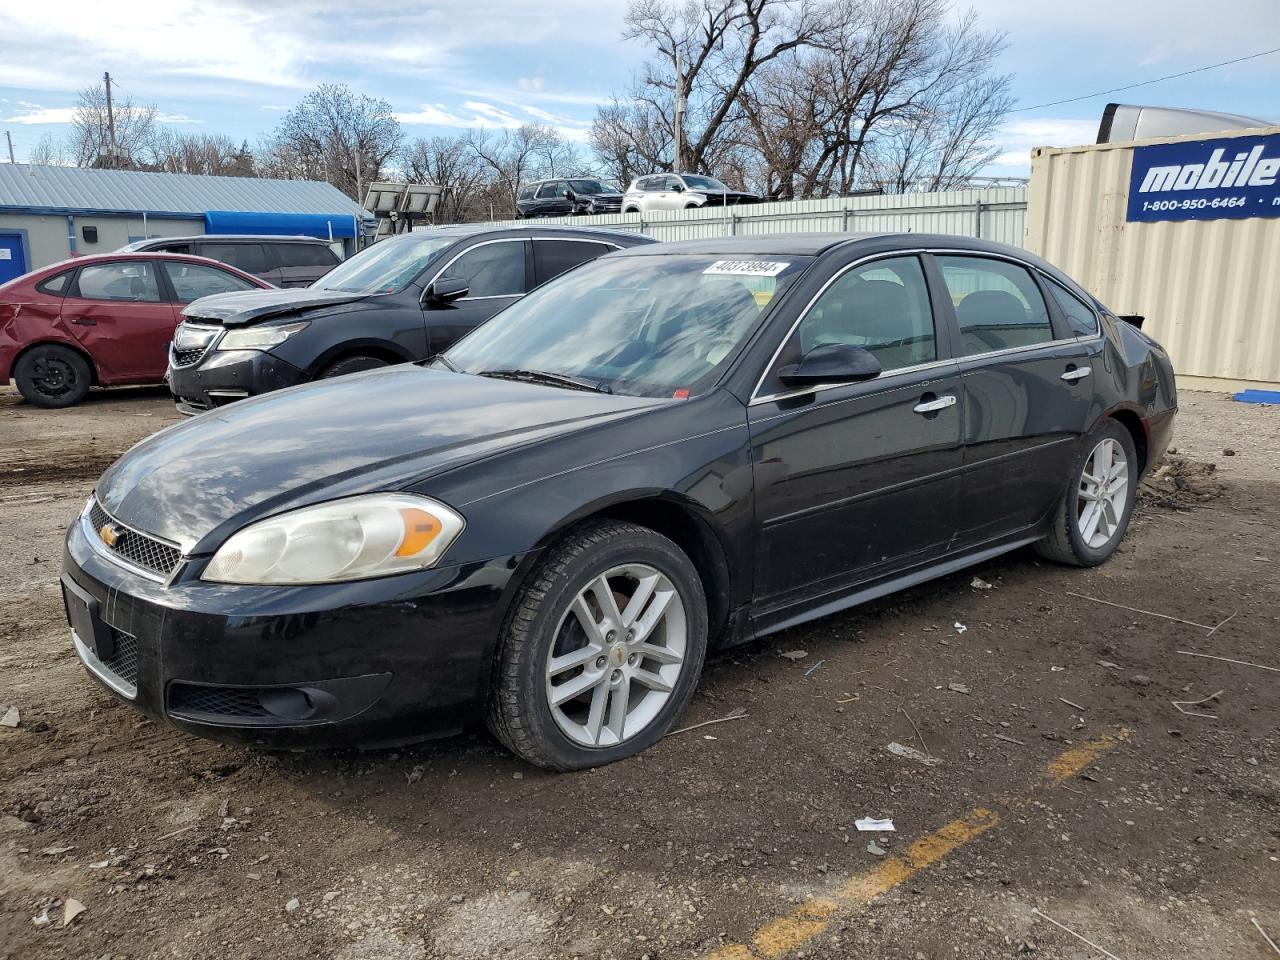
[150,131,256,177]
[464,125,583,217]
[259,84,403,199]
[402,135,489,222]
[68,81,158,168]
[589,97,672,189]
[27,132,73,166]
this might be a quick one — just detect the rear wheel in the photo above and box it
[1035,419,1137,566]
[14,345,92,408]
[319,355,390,379]
[488,520,707,771]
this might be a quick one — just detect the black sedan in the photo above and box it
[62,233,1176,770]
[167,224,651,413]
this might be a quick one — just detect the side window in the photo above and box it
[936,256,1054,355]
[161,261,259,303]
[202,243,269,276]
[533,240,611,285]
[443,241,526,298]
[518,186,535,201]
[1046,278,1100,337]
[73,261,162,302]
[793,256,936,372]
[536,182,560,200]
[666,176,686,191]
[152,243,191,255]
[640,177,663,192]
[278,243,338,268]
[36,270,73,296]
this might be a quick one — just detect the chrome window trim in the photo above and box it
[81,498,189,585]
[425,236,529,302]
[749,247,1104,406]
[1042,274,1102,338]
[71,629,137,700]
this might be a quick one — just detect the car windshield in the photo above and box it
[682,175,729,192]
[569,180,615,194]
[442,254,811,398]
[313,234,455,294]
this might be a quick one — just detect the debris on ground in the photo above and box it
[1,706,20,728]
[948,682,971,695]
[62,899,86,928]
[778,650,808,661]
[971,577,994,590]
[886,742,943,767]
[284,898,301,913]
[803,659,825,677]
[1141,453,1225,509]
[954,622,968,634]
[855,817,896,832]
[866,841,887,857]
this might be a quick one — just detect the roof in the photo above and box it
[388,223,653,242]
[124,234,333,248]
[613,231,1032,259]
[0,163,368,220]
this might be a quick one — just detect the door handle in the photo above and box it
[1060,366,1091,382]
[913,394,957,414]
[68,316,96,326]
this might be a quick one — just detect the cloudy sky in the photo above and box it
[1,0,1277,176]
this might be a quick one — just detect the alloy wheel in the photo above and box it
[1077,438,1129,548]
[545,563,687,748]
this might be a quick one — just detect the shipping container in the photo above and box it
[1026,126,1280,391]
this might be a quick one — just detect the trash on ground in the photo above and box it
[947,682,971,695]
[0,706,19,728]
[855,817,896,832]
[62,899,86,927]
[953,622,967,634]
[970,577,993,590]
[993,733,1026,746]
[1171,690,1222,719]
[803,659,825,677]
[866,841,887,857]
[887,742,943,766]
[779,649,808,661]
[31,906,53,927]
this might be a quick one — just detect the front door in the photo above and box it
[61,259,177,382]
[0,233,25,285]
[749,254,962,613]
[424,238,531,353]
[931,254,1095,545]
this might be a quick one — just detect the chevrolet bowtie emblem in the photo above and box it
[99,523,122,548]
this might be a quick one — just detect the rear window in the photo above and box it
[1046,277,1100,337]
[277,243,338,268]
[201,243,269,275]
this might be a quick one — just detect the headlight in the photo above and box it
[216,321,308,352]
[202,494,464,584]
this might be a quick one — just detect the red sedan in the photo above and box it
[0,253,272,408]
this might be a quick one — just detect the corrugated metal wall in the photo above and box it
[454,187,1027,247]
[1026,127,1280,390]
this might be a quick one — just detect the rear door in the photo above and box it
[197,242,276,283]
[749,253,963,614]
[532,238,617,287]
[931,253,1095,546]
[272,242,337,287]
[60,260,177,382]
[423,238,531,352]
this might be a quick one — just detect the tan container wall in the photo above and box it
[1026,127,1280,390]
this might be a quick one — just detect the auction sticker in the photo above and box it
[704,260,789,277]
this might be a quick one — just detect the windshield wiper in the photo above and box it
[478,369,612,394]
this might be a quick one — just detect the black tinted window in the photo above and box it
[640,178,663,192]
[162,261,259,303]
[534,240,612,285]
[795,256,936,371]
[444,241,526,298]
[36,270,73,296]
[202,243,269,275]
[277,243,337,268]
[937,256,1054,355]
[536,182,561,199]
[1046,278,1100,337]
[150,243,191,254]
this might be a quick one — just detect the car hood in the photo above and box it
[95,366,664,552]
[182,288,371,327]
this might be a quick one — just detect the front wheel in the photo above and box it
[1035,419,1138,566]
[14,344,92,408]
[319,355,389,379]
[488,520,707,771]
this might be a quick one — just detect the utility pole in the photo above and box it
[5,131,14,164]
[103,71,119,166]
[673,53,685,173]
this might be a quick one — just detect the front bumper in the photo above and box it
[168,349,306,416]
[61,511,527,748]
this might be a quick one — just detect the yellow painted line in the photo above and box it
[707,730,1129,960]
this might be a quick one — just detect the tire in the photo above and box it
[14,344,92,408]
[319,355,390,379]
[487,519,708,771]
[1034,419,1138,567]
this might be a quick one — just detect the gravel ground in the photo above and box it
[0,385,1277,960]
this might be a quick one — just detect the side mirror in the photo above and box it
[777,343,881,387]
[424,276,469,305]
[563,189,576,201]
[670,182,685,193]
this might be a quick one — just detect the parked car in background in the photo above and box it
[0,253,272,407]
[516,179,625,218]
[64,233,1175,769]
[622,174,760,213]
[120,235,341,287]
[167,224,653,414]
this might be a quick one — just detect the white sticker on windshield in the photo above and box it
[703,260,789,277]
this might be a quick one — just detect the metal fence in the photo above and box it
[449,187,1028,247]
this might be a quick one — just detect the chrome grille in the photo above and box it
[170,322,222,368]
[87,500,183,578]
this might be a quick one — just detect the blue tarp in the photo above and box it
[1234,389,1280,404]
[204,210,361,240]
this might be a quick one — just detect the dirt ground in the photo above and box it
[1,385,1277,960]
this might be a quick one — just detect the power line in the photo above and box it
[1011,45,1280,113]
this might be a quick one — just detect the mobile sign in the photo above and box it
[1126,132,1280,223]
